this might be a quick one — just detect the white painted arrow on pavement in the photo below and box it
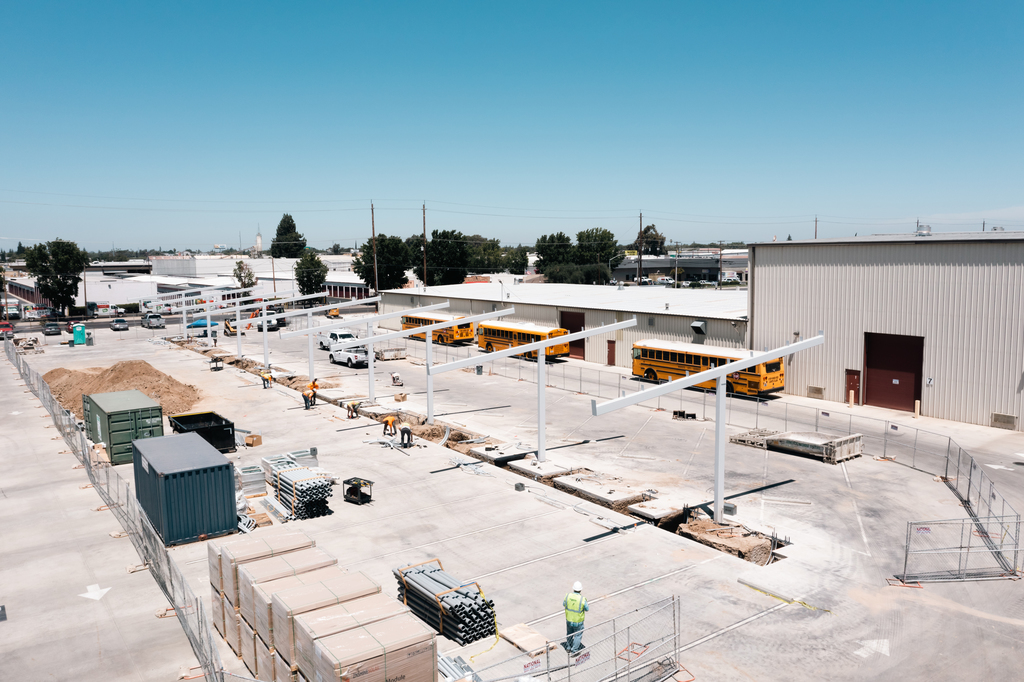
[854,640,889,658]
[79,584,111,601]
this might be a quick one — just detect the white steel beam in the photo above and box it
[278,300,441,340]
[328,307,515,423]
[590,334,825,523]
[429,318,637,462]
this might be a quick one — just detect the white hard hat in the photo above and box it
[573,581,582,592]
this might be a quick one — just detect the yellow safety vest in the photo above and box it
[564,592,587,623]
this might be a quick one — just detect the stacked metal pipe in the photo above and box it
[274,466,333,520]
[393,564,496,645]
[262,454,299,484]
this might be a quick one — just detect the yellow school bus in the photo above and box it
[477,321,570,359]
[401,313,475,344]
[631,339,785,396]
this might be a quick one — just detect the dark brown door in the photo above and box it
[864,333,923,412]
[607,340,616,365]
[560,311,586,359]
[845,369,861,404]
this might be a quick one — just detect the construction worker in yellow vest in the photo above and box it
[562,582,588,654]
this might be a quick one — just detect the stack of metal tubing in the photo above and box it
[393,564,496,645]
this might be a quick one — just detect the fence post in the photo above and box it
[613,617,619,678]
[546,639,552,682]
[755,398,759,429]
[902,522,911,583]
[883,422,889,459]
[579,367,582,394]
[625,624,632,682]
[912,428,919,468]
[815,408,819,432]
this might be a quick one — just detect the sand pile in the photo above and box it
[44,360,201,419]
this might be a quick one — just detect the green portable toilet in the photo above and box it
[82,390,164,465]
[73,323,86,345]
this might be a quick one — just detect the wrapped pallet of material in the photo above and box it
[294,594,411,678]
[241,616,258,676]
[237,548,338,627]
[252,566,351,648]
[271,571,382,667]
[221,531,315,605]
[256,634,276,682]
[225,609,243,658]
[212,583,225,637]
[311,612,437,682]
[276,651,296,682]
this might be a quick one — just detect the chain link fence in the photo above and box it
[901,516,1021,582]
[472,597,681,682]
[4,339,252,682]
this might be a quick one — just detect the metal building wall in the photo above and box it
[749,240,1024,428]
[379,292,746,368]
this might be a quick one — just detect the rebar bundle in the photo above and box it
[393,564,496,646]
[274,466,333,520]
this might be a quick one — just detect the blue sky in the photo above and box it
[1,2,1021,251]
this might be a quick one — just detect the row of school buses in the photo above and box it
[400,313,786,397]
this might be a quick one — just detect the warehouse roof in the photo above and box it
[751,230,1024,247]
[388,282,749,321]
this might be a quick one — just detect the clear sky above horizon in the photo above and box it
[1,2,1022,251]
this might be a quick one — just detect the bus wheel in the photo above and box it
[486,343,494,352]
[726,381,735,394]
[645,369,657,382]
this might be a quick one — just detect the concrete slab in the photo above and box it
[552,473,652,511]
[507,458,573,481]
[627,496,692,523]
[469,444,530,466]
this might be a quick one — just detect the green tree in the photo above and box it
[413,229,469,286]
[353,234,411,291]
[503,245,529,275]
[16,241,25,255]
[786,234,793,241]
[232,260,257,290]
[294,251,328,299]
[574,228,622,268]
[23,239,90,316]
[329,243,343,255]
[270,214,307,258]
[633,224,665,255]
[466,235,504,273]
[534,232,575,272]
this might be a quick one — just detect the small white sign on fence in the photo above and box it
[523,659,542,674]
[574,651,591,666]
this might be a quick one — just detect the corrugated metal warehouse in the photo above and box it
[748,230,1024,429]
[380,283,748,367]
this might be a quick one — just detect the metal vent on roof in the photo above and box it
[691,320,706,335]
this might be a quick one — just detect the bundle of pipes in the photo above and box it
[274,467,333,520]
[235,464,266,497]
[393,565,496,646]
[262,454,300,485]
[437,655,476,682]
[287,448,319,468]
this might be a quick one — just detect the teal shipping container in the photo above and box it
[83,390,164,465]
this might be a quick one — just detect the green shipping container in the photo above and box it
[83,390,164,465]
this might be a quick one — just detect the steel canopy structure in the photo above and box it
[327,307,516,423]
[281,301,450,403]
[591,334,825,523]
[429,318,638,461]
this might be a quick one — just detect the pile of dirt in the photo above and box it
[676,516,773,565]
[44,360,202,420]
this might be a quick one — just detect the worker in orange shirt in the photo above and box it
[303,378,320,410]
[382,414,399,437]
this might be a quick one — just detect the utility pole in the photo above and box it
[637,211,643,283]
[814,215,818,239]
[370,202,379,293]
[82,261,88,317]
[2,266,9,322]
[422,202,428,288]
[271,256,277,293]
[982,220,986,232]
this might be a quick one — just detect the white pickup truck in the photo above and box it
[328,341,369,368]
[317,328,357,349]
[140,313,165,329]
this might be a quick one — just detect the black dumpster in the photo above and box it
[168,411,236,453]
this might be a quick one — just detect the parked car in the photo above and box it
[254,318,279,332]
[317,328,357,349]
[0,322,14,339]
[140,313,165,329]
[65,320,76,333]
[109,318,129,331]
[722,277,741,284]
[42,322,62,336]
[639,277,653,285]
[328,341,368,368]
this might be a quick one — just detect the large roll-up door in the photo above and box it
[559,311,586,359]
[864,332,923,412]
